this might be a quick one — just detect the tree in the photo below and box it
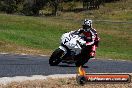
[0,0,17,14]
[22,1,33,15]
[49,0,60,15]
[82,0,104,10]
[22,0,48,16]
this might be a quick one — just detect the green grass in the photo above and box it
[98,23,131,59]
[0,14,71,55]
[0,15,68,50]
[0,0,132,60]
[94,22,132,60]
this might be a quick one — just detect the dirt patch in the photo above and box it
[0,75,131,88]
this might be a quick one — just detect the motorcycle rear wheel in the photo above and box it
[49,48,64,66]
[75,57,90,67]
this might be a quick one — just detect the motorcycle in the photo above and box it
[49,31,93,67]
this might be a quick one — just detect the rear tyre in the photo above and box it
[49,48,64,66]
[75,57,90,67]
[75,47,91,67]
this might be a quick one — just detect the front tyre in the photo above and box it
[49,48,64,66]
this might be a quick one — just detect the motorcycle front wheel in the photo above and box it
[49,48,64,66]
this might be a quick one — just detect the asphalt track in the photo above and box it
[0,54,132,77]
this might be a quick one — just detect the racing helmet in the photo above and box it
[82,19,92,31]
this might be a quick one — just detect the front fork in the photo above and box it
[59,46,67,58]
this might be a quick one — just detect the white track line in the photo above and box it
[0,53,9,55]
[0,74,76,85]
[0,53,49,57]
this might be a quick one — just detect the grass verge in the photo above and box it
[0,0,132,60]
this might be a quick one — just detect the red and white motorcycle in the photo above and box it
[49,31,94,67]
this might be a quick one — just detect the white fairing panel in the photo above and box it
[60,32,86,55]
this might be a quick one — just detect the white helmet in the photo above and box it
[82,19,92,29]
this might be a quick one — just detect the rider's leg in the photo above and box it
[90,45,97,58]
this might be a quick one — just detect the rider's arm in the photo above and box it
[91,28,100,47]
[73,28,84,34]
[86,30,96,46]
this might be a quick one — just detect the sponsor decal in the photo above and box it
[76,66,131,85]
[85,74,130,82]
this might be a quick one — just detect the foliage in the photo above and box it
[0,0,122,16]
[21,0,49,16]
[0,0,17,13]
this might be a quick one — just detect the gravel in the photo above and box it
[0,74,131,88]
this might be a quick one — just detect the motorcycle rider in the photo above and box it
[49,19,100,66]
[74,19,100,58]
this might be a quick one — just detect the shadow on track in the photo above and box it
[58,64,88,68]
